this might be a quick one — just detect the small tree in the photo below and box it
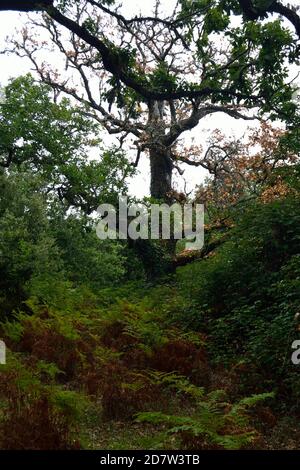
[0,75,134,212]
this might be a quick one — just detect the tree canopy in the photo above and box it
[2,0,299,201]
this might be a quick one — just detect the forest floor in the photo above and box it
[1,279,300,449]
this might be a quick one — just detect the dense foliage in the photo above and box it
[0,0,299,450]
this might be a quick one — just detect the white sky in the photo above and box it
[0,3,269,198]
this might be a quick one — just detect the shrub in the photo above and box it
[176,196,300,401]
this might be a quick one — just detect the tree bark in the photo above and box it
[149,147,173,201]
[149,145,177,256]
[147,100,174,201]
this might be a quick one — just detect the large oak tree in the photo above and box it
[0,0,298,203]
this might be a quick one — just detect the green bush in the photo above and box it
[176,196,300,399]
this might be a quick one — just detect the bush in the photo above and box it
[176,196,300,400]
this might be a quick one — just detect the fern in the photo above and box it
[134,370,205,399]
[36,361,64,381]
[229,392,275,426]
[136,381,274,450]
[49,389,90,422]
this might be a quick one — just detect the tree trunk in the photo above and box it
[149,146,177,256]
[149,147,173,201]
[147,100,173,201]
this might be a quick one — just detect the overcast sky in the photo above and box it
[0,3,263,198]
